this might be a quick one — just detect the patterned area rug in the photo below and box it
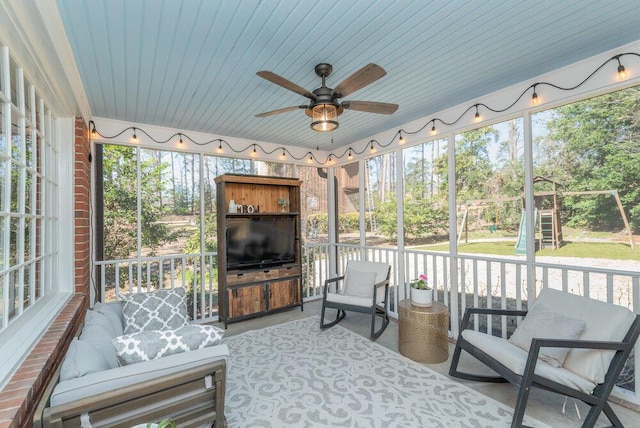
[223,317,549,427]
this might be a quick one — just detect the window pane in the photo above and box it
[365,152,397,246]
[298,165,327,244]
[336,161,360,245]
[9,269,19,322]
[102,145,138,261]
[255,160,292,177]
[402,138,449,245]
[9,216,18,267]
[23,263,30,308]
[0,109,6,153]
[454,119,524,253]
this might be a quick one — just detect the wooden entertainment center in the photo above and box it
[215,174,303,327]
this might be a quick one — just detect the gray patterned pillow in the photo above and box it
[112,324,225,365]
[121,287,189,335]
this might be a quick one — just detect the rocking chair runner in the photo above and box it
[449,288,640,428]
[320,260,391,340]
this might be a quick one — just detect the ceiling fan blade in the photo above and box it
[332,63,387,98]
[255,105,307,118]
[256,71,316,100]
[341,101,399,115]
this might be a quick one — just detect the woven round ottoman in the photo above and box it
[398,299,449,363]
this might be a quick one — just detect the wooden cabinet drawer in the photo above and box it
[226,265,301,285]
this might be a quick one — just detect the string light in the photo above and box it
[281,149,286,159]
[88,52,638,165]
[531,85,539,105]
[616,56,627,80]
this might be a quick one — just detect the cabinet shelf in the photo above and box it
[225,212,300,217]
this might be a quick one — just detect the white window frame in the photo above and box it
[0,43,73,389]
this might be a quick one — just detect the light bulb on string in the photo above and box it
[131,128,138,143]
[430,121,437,136]
[281,149,286,159]
[616,57,627,80]
[217,142,223,153]
[370,141,375,153]
[398,131,405,145]
[179,134,183,145]
[474,106,481,123]
[251,144,257,157]
[531,84,539,105]
[348,149,353,160]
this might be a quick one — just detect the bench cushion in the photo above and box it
[50,343,230,406]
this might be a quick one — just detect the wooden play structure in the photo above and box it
[458,176,635,252]
[521,176,635,251]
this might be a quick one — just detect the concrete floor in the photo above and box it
[222,300,640,427]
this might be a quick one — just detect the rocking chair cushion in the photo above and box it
[344,269,377,299]
[462,329,596,393]
[508,303,586,367]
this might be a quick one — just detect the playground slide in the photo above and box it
[514,209,536,255]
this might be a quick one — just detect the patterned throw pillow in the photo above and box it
[121,287,189,335]
[112,324,225,365]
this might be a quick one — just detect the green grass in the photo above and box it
[414,241,640,261]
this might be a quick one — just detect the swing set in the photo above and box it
[457,183,635,250]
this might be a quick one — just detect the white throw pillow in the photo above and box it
[344,269,377,299]
[508,303,586,367]
[121,287,189,335]
[112,324,225,365]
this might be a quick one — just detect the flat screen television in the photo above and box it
[226,216,296,270]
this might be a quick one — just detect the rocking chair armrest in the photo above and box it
[529,337,630,352]
[374,279,389,289]
[323,275,345,295]
[460,307,528,331]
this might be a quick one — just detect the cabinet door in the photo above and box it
[227,285,266,318]
[269,279,301,310]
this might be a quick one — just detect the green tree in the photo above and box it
[544,87,640,231]
[434,127,497,202]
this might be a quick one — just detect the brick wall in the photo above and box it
[74,117,91,294]
[0,117,91,428]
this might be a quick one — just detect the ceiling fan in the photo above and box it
[255,63,399,132]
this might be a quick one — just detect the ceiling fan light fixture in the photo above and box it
[310,104,339,132]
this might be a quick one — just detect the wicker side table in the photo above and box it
[398,299,449,363]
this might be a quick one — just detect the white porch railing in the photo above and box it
[95,244,639,399]
[95,252,219,323]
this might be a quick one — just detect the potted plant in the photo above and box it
[277,197,289,212]
[410,274,432,307]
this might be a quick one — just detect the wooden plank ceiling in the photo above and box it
[56,0,640,149]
